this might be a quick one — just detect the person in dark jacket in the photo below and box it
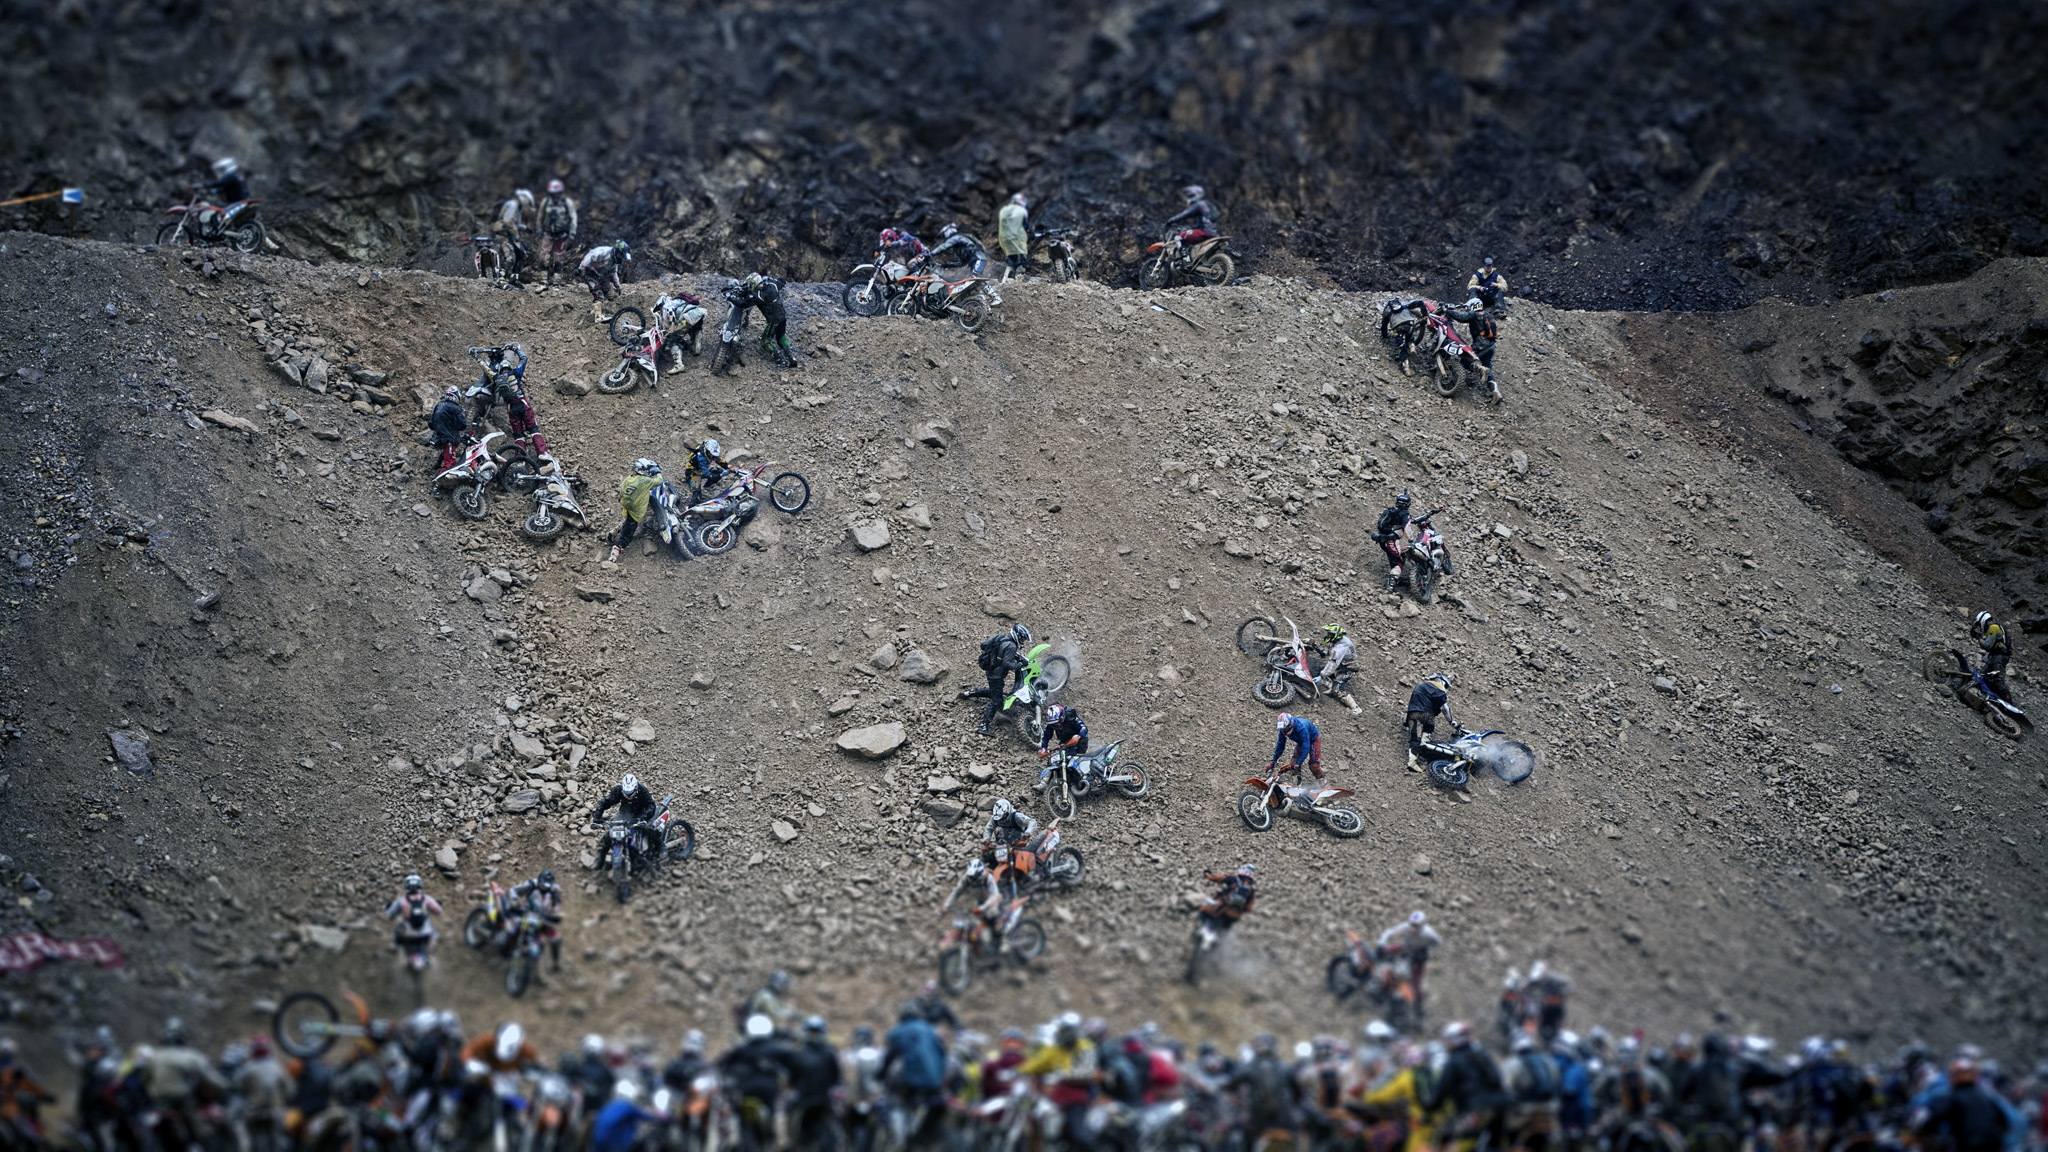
[721,273,795,370]
[779,1017,844,1152]
[1039,703,1088,756]
[882,1006,947,1149]
[591,772,663,866]
[1443,297,1502,401]
[1405,673,1458,771]
[720,1016,788,1152]
[926,224,989,277]
[1373,492,1414,591]
[1165,185,1218,244]
[1915,1059,2011,1152]
[429,387,470,473]
[960,624,1032,736]
[1426,1023,1508,1152]
[1229,1033,1299,1143]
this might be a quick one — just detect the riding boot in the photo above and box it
[1406,748,1421,772]
[605,546,622,564]
[1385,571,1401,593]
[1339,692,1362,715]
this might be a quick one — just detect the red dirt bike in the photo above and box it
[597,323,666,395]
[1139,230,1235,289]
[889,263,1001,333]
[1398,506,1455,604]
[1247,616,1323,708]
[1418,311,1485,396]
[434,432,506,520]
[936,894,1045,995]
[1325,930,1423,1030]
[157,185,264,252]
[1237,767,1365,837]
[679,462,812,555]
[608,294,708,364]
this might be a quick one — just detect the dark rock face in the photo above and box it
[2,0,2043,308]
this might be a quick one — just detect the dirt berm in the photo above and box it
[1,234,2043,1080]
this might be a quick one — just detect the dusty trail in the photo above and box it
[0,235,2042,1085]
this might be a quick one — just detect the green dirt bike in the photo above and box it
[996,643,1071,743]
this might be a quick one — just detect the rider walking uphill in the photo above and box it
[1443,298,1503,401]
[428,387,469,473]
[724,273,795,370]
[538,180,578,283]
[961,623,1032,737]
[1374,492,1414,591]
[579,241,631,307]
[470,344,553,465]
[385,874,442,950]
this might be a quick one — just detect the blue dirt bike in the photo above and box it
[1923,649,2031,739]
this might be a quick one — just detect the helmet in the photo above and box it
[1322,623,1345,642]
[163,1017,188,1045]
[583,1034,605,1058]
[633,458,661,476]
[1276,711,1293,729]
[1431,671,1456,689]
[1503,967,1522,989]
[1181,185,1204,202]
[515,189,534,211]
[496,1022,525,1063]
[768,969,792,994]
[1975,611,1992,630]
[991,797,1014,820]
[1236,863,1255,878]
[1442,1021,1473,1045]
[1409,910,1428,925]
[879,228,900,246]
[803,1015,828,1037]
[744,1014,773,1039]
[250,1035,272,1058]
[1948,1057,1979,1086]
[537,869,556,888]
[1000,1027,1027,1048]
[614,240,631,259]
[1511,1033,1535,1053]
[702,438,720,457]
[1554,1031,1580,1056]
[940,223,959,240]
[212,158,239,179]
[1528,960,1546,981]
[1055,1016,1080,1044]
[1045,704,1067,726]
[443,385,461,400]
[621,772,640,794]
[965,859,987,878]
[614,1079,641,1103]
[741,272,764,293]
[404,874,423,893]
[547,179,565,195]
[1364,1020,1394,1042]
[681,1030,705,1055]
[1010,192,1028,208]
[1011,623,1031,645]
[1395,491,1412,509]
[852,1025,876,1047]
[437,1010,462,1038]
[919,980,938,999]
[1466,297,1484,311]
[1251,1031,1277,1055]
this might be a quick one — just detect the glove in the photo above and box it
[1037,750,1050,759]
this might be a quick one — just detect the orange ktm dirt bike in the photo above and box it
[985,819,1084,898]
[1139,229,1235,288]
[1326,930,1424,1031]
[936,895,1045,994]
[1237,767,1365,837]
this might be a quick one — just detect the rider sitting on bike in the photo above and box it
[1020,1014,1099,1149]
[506,871,564,972]
[1165,185,1217,246]
[1199,864,1257,930]
[982,797,1040,852]
[605,459,674,565]
[725,273,795,369]
[941,858,1006,928]
[925,223,989,278]
[384,873,442,953]
[878,228,926,266]
[1315,623,1362,715]
[1377,912,1443,1002]
[1404,673,1459,771]
[196,158,252,239]
[683,438,729,501]
[1373,492,1415,592]
[429,386,470,474]
[1270,711,1324,781]
[1039,703,1089,758]
[1973,611,2013,698]
[591,771,661,861]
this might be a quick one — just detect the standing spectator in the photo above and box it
[538,180,579,285]
[997,193,1029,281]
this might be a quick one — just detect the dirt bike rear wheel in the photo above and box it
[769,472,811,513]
[1480,735,1537,783]
[1236,616,1281,656]
[938,945,972,995]
[694,522,739,555]
[1184,940,1207,986]
[462,907,493,949]
[1984,707,2024,739]
[229,221,265,253]
[842,279,888,317]
[521,507,566,543]
[1921,649,1966,682]
[608,307,647,345]
[1322,807,1366,837]
[665,819,696,860]
[1047,846,1084,888]
[1427,758,1470,790]
[155,221,187,247]
[506,951,533,998]
[1238,791,1274,831]
[500,457,539,495]
[1326,954,1365,1000]
[1048,776,1077,819]
[273,991,340,1059]
[1110,759,1150,798]
[454,485,489,520]
[1252,673,1296,707]
[954,295,992,333]
[1196,252,1235,287]
[1038,656,1072,693]
[1007,919,1047,962]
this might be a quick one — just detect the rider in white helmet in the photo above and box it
[1377,911,1444,1000]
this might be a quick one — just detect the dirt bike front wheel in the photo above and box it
[1196,252,1235,287]
[1252,673,1296,707]
[1238,791,1274,831]
[1236,616,1281,656]
[769,472,811,513]
[1427,758,1470,790]
[1110,760,1150,798]
[521,507,566,543]
[1322,807,1365,837]
[462,908,493,949]
[607,307,647,346]
[710,341,739,375]
[500,457,539,495]
[694,522,739,555]
[1006,919,1047,962]
[155,221,187,247]
[842,279,888,317]
[1048,776,1077,819]
[507,951,534,998]
[596,363,638,395]
[454,485,489,521]
[1984,707,2025,740]
[1921,649,1967,683]
[938,945,972,996]
[229,221,265,253]
[954,295,992,334]
[1413,561,1436,604]
[1014,705,1045,748]
[273,991,340,1059]
[1139,259,1171,290]
[1434,365,1462,397]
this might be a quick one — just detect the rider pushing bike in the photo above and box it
[1270,711,1324,780]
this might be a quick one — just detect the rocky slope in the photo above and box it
[1,234,2044,1086]
[2,0,2045,308]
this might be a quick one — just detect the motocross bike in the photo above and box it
[1398,507,1455,605]
[272,989,386,1059]
[1038,740,1150,819]
[1184,900,1244,986]
[1139,230,1235,289]
[1249,617,1323,708]
[1921,649,2031,739]
[156,185,264,253]
[522,1073,574,1152]
[890,263,1001,333]
[504,906,551,997]
[1237,767,1365,837]
[1419,311,1485,397]
[1034,227,1079,282]
[678,462,805,556]
[841,249,914,316]
[643,481,697,560]
[599,792,696,903]
[397,929,433,1007]
[465,1060,535,1152]
[998,642,1073,744]
[520,467,589,544]
[1379,297,1445,369]
[434,432,506,520]
[936,895,1045,995]
[463,346,547,494]
[609,294,707,366]
[462,880,518,955]
[597,323,666,395]
[1417,725,1536,790]
[1325,931,1423,1031]
[986,820,1084,897]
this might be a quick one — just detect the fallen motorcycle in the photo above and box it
[1418,310,1485,397]
[598,791,696,903]
[434,432,506,520]
[156,184,264,253]
[1237,768,1365,837]
[597,323,666,395]
[1418,726,1536,790]
[1922,649,2031,739]
[520,467,590,544]
[609,294,707,367]
[998,642,1072,744]
[936,895,1044,995]
[681,461,812,555]
[1139,230,1235,289]
[1246,617,1323,708]
[986,820,1084,897]
[1326,930,1423,1031]
[1398,506,1455,605]
[1038,740,1150,819]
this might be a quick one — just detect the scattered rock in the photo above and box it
[922,798,966,826]
[835,722,908,759]
[501,789,542,813]
[1652,676,1678,695]
[1222,538,1255,558]
[905,504,932,529]
[1511,450,1529,475]
[982,595,1026,619]
[827,696,857,716]
[412,504,433,517]
[301,925,350,953]
[434,846,461,872]
[1840,788,1861,805]
[466,576,504,603]
[303,357,330,394]
[574,585,614,603]
[690,672,715,690]
[1157,664,1181,683]
[1411,853,1433,875]
[913,419,954,447]
[556,376,595,397]
[199,409,261,435]
[509,732,550,761]
[898,649,947,684]
[870,643,900,670]
[626,718,658,744]
[108,729,155,776]
[967,763,997,782]
[849,521,892,551]
[770,820,800,843]
[194,590,222,610]
[349,367,389,387]
[926,775,962,794]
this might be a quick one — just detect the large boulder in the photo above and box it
[898,649,948,684]
[835,722,908,759]
[849,521,892,552]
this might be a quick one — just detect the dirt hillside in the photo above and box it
[2,234,2044,1084]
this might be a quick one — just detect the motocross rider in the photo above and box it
[591,771,661,862]
[941,857,1006,927]
[578,240,631,308]
[1199,865,1257,930]
[723,273,795,370]
[1467,257,1509,311]
[428,386,470,474]
[961,623,1032,737]
[459,1024,541,1120]
[1373,492,1415,591]
[1019,1014,1100,1152]
[1973,611,2013,697]
[469,344,553,466]
[147,1017,229,1143]
[982,797,1040,853]
[927,223,990,277]
[606,458,680,565]
[1270,711,1324,780]
[878,228,927,265]
[1316,623,1363,714]
[197,158,252,239]
[0,1039,53,1152]
[1443,297,1503,401]
[491,189,535,279]
[1039,703,1089,757]
[744,970,797,1034]
[651,292,707,372]
[1524,961,1571,1044]
[682,438,729,501]
[384,873,443,952]
[507,870,564,972]
[538,180,579,284]
[1404,672,1459,770]
[1425,1021,1508,1152]
[1378,912,1443,1001]
[997,193,1030,280]
[1165,185,1218,246]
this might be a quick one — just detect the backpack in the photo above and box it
[1245,1056,1290,1114]
[541,199,572,234]
[978,634,1006,672]
[1472,313,1498,343]
[1518,1052,1560,1103]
